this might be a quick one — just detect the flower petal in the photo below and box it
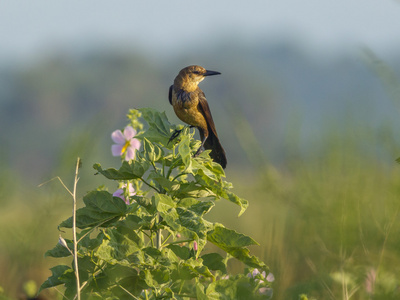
[111,130,125,144]
[259,287,271,296]
[123,126,136,140]
[127,185,136,196]
[112,144,123,156]
[125,147,136,161]
[130,138,141,150]
[113,189,124,198]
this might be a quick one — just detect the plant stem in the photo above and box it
[73,158,81,300]
[156,214,161,250]
[141,178,161,193]
[161,232,173,246]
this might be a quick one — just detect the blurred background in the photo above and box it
[1,0,400,299]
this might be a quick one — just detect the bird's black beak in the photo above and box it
[204,70,221,76]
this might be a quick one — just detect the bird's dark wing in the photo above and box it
[168,85,173,105]
[197,90,219,138]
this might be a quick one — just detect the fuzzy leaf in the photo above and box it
[201,253,227,273]
[60,191,127,229]
[93,160,148,180]
[39,265,72,293]
[196,175,249,216]
[45,241,72,258]
[95,227,143,264]
[139,108,172,136]
[207,224,267,271]
[142,138,164,162]
[167,244,191,260]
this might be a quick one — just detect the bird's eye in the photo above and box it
[192,71,200,75]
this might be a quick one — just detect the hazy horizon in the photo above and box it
[1,0,400,63]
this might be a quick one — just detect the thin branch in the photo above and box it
[161,232,173,247]
[141,178,161,193]
[38,176,73,197]
[172,172,188,182]
[156,215,161,250]
[118,284,140,299]
[72,158,81,300]
[53,286,72,300]
[76,216,119,244]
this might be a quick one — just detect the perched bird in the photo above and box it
[169,65,227,169]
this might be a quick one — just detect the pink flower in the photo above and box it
[193,241,198,251]
[113,183,136,204]
[266,272,275,282]
[111,126,141,161]
[248,268,274,296]
[248,269,274,282]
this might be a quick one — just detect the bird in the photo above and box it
[168,65,227,169]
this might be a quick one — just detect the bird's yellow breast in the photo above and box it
[172,90,207,130]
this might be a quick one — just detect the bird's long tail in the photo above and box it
[203,130,227,169]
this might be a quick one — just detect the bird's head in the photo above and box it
[174,65,221,92]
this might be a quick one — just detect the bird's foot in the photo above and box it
[194,146,204,157]
[168,126,195,145]
[168,129,184,144]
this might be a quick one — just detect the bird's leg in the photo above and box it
[194,136,207,157]
[168,125,194,144]
[168,129,183,144]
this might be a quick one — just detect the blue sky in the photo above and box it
[1,0,399,61]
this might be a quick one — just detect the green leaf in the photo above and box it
[95,227,144,264]
[201,253,227,273]
[196,283,208,300]
[132,196,156,214]
[136,108,176,147]
[176,208,210,239]
[173,182,214,198]
[196,175,249,216]
[140,267,170,289]
[153,193,176,213]
[171,262,198,280]
[187,200,215,216]
[97,265,145,297]
[150,267,170,285]
[93,160,148,180]
[60,191,127,229]
[39,265,72,293]
[148,172,180,192]
[159,208,200,243]
[194,264,214,278]
[142,138,164,162]
[207,278,237,299]
[178,135,192,167]
[115,215,143,231]
[45,241,72,258]
[139,108,172,136]
[207,224,267,270]
[78,228,104,250]
[208,224,258,248]
[167,244,191,260]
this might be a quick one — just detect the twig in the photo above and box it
[38,176,73,197]
[72,158,81,300]
[118,284,140,299]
